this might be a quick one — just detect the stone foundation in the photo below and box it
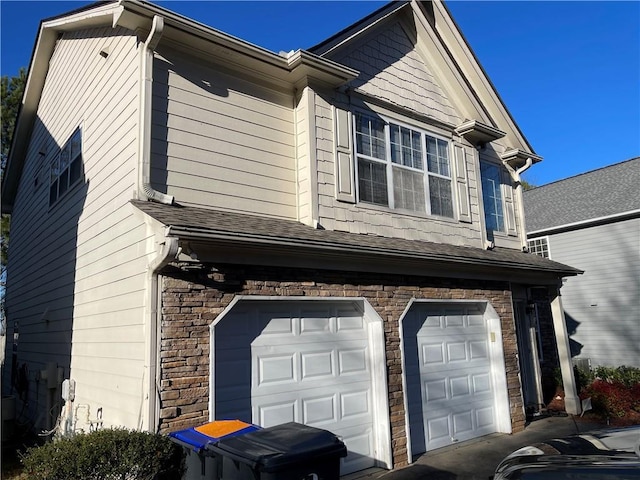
[158,263,525,467]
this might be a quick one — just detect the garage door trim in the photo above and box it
[209,295,392,471]
[399,299,512,462]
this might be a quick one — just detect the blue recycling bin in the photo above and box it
[169,420,260,480]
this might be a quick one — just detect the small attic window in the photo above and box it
[49,128,82,206]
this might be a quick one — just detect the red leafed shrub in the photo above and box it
[631,383,640,412]
[582,380,635,418]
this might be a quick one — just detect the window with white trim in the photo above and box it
[528,237,550,258]
[354,112,454,218]
[50,128,82,206]
[480,160,504,232]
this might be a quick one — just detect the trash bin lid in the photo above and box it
[169,420,260,452]
[209,422,347,471]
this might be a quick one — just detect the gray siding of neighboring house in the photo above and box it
[545,217,640,367]
[3,26,153,431]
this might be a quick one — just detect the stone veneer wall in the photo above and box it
[158,262,525,468]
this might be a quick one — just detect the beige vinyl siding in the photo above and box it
[151,46,297,219]
[332,21,461,127]
[4,27,151,431]
[295,86,314,226]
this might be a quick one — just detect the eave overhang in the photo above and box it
[454,119,506,147]
[501,148,543,171]
[132,200,583,282]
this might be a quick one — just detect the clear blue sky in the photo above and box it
[1,1,638,186]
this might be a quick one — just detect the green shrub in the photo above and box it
[20,428,185,480]
[593,365,640,387]
[553,365,594,390]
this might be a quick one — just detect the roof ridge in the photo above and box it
[526,156,640,192]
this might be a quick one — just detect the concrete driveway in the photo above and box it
[348,414,604,480]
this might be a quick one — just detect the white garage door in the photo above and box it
[403,303,499,454]
[214,301,379,475]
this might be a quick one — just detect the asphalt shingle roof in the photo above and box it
[132,200,581,276]
[524,157,640,233]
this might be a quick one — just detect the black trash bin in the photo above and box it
[169,420,260,480]
[208,422,347,480]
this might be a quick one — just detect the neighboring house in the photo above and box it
[525,158,640,370]
[2,0,583,473]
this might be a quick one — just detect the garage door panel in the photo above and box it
[405,303,500,454]
[257,353,296,386]
[303,394,338,424]
[337,424,375,473]
[338,347,368,375]
[256,399,297,427]
[215,301,380,475]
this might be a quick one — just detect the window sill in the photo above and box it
[356,201,459,224]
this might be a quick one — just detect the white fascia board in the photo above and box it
[118,0,357,88]
[527,209,640,237]
[310,1,410,56]
[285,50,359,88]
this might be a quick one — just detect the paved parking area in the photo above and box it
[348,414,603,480]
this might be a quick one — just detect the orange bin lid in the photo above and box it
[194,420,253,439]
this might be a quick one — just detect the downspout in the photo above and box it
[505,157,533,250]
[145,234,180,431]
[139,15,174,204]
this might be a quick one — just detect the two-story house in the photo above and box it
[2,0,582,473]
[525,158,640,370]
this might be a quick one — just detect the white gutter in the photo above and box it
[139,15,174,204]
[144,234,180,432]
[504,156,534,251]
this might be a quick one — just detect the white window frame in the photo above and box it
[353,111,455,218]
[50,128,82,206]
[527,236,551,258]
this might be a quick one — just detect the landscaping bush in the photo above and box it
[593,365,640,387]
[20,428,185,480]
[582,379,634,418]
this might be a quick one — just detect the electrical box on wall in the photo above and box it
[62,379,76,402]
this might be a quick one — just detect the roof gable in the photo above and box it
[524,157,640,233]
[329,19,461,126]
[311,0,535,153]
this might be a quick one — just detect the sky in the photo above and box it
[0,0,638,186]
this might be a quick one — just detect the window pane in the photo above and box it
[429,176,453,218]
[426,137,438,172]
[70,129,81,160]
[355,113,386,160]
[437,139,450,177]
[481,162,505,232]
[358,158,388,206]
[60,146,70,169]
[426,136,450,177]
[69,157,82,185]
[390,123,422,169]
[393,166,425,213]
[58,168,69,195]
[49,180,58,205]
[50,157,60,184]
